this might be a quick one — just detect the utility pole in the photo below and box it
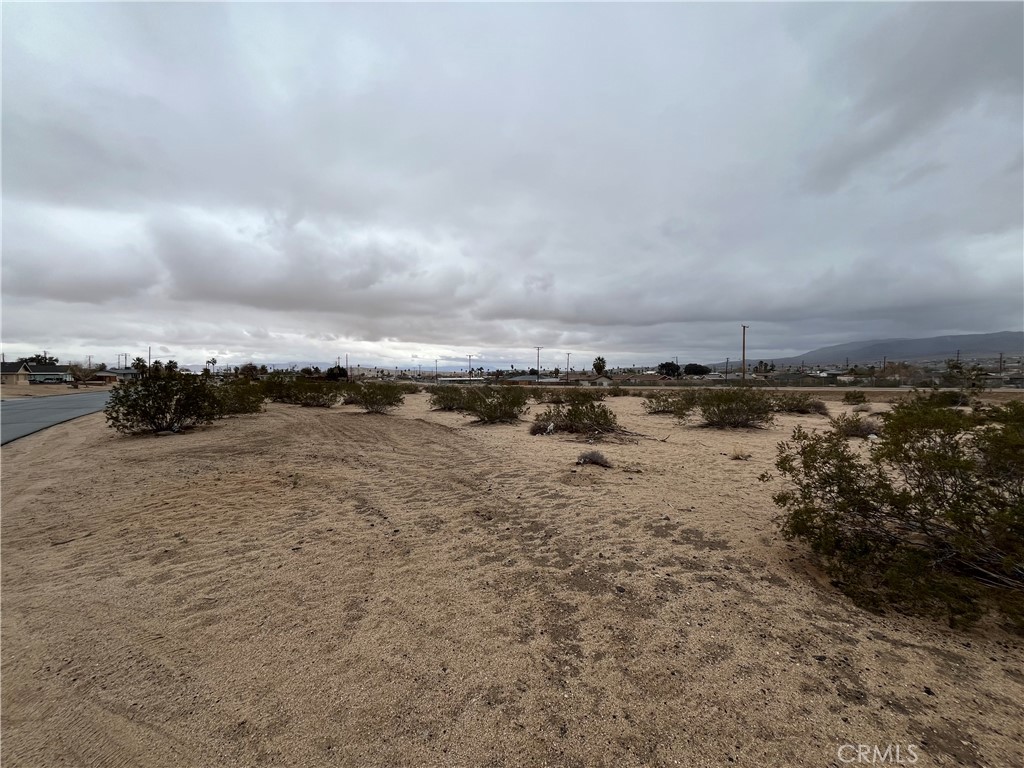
[434,359,438,383]
[725,357,730,381]
[468,354,473,380]
[535,347,543,382]
[741,325,748,383]
[999,352,1004,373]
[956,349,961,363]
[566,353,570,384]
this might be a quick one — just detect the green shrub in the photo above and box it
[762,395,1024,628]
[463,387,530,423]
[530,401,619,435]
[356,382,405,413]
[699,388,776,428]
[772,392,830,416]
[829,413,881,439]
[607,385,626,397]
[922,389,976,408]
[261,372,299,403]
[565,388,607,404]
[105,373,220,434]
[842,390,868,405]
[429,386,468,411]
[216,380,266,415]
[397,382,421,394]
[292,380,342,408]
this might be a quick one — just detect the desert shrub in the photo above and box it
[216,380,266,415]
[762,396,1024,628]
[922,389,975,408]
[261,372,299,403]
[531,401,620,435]
[292,380,342,408]
[607,385,626,397]
[772,392,830,416]
[851,403,873,414]
[577,450,612,467]
[356,382,405,413]
[829,413,881,439]
[643,389,699,416]
[397,382,421,394]
[105,372,220,434]
[463,387,530,423]
[429,386,468,411]
[565,388,607,404]
[842,390,868,405]
[699,388,776,429]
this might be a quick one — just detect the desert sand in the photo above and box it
[2,392,1022,767]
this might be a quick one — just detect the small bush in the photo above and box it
[216,380,266,415]
[922,389,975,408]
[643,390,699,416]
[851,403,873,414]
[397,382,421,394]
[429,386,468,411]
[762,395,1024,628]
[292,380,342,408]
[607,385,626,397]
[842,390,868,405]
[577,450,612,467]
[463,387,530,423]
[772,392,829,416]
[356,382,405,413]
[531,401,620,435]
[105,373,220,434]
[829,413,882,439]
[699,388,776,429]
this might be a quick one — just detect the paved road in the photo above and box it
[1,392,111,445]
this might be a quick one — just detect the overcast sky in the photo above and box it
[3,2,1022,371]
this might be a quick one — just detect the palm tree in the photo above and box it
[593,356,607,376]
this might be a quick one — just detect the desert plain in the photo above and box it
[2,389,1022,767]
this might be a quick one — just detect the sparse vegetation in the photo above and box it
[698,388,776,429]
[576,450,612,468]
[851,403,873,414]
[429,386,468,411]
[842,390,868,405]
[104,369,221,434]
[643,390,698,417]
[355,382,405,414]
[763,395,1024,629]
[531,401,620,435]
[216,380,267,415]
[462,387,530,423]
[771,392,829,416]
[829,413,881,439]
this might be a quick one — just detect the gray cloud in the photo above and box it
[2,3,1020,368]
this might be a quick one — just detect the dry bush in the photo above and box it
[771,392,830,416]
[576,450,613,468]
[531,401,620,435]
[852,403,873,414]
[762,396,1024,629]
[843,390,868,405]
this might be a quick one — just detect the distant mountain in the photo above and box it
[744,332,1024,368]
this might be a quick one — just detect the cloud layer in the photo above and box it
[3,3,1021,369]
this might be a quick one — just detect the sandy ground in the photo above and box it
[2,393,1022,767]
[1,382,114,400]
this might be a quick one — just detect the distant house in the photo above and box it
[103,367,144,382]
[614,373,672,385]
[25,364,72,384]
[1,362,31,385]
[566,374,614,387]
